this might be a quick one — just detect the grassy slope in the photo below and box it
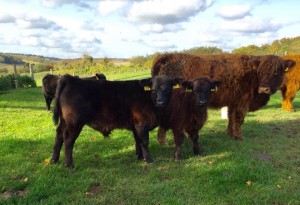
[0,85,299,204]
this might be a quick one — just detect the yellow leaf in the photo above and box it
[207,160,213,164]
[246,180,253,185]
[44,158,50,165]
[277,184,282,189]
[22,178,28,182]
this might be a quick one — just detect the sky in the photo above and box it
[0,0,299,59]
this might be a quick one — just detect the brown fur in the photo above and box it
[152,53,295,139]
[158,77,219,160]
[281,54,300,111]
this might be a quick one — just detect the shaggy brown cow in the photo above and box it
[280,54,300,111]
[51,74,180,168]
[158,77,221,160]
[42,73,106,110]
[152,53,296,140]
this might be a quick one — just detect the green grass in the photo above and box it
[0,82,299,204]
[34,69,151,87]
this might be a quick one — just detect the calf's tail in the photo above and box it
[52,76,69,125]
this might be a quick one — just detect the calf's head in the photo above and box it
[252,55,295,94]
[140,75,181,108]
[181,77,221,106]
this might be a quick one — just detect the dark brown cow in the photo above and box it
[152,53,296,140]
[158,77,221,160]
[42,73,106,110]
[51,74,180,168]
[42,74,60,110]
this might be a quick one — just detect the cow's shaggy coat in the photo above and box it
[280,54,300,111]
[152,53,295,139]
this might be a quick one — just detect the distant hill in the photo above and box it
[232,36,300,55]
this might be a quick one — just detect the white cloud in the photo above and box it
[216,4,251,20]
[98,0,128,16]
[139,23,183,34]
[16,16,62,29]
[221,16,281,33]
[128,0,214,24]
[0,14,15,23]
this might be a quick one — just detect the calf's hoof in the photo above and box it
[233,135,243,140]
[64,163,75,169]
[145,157,153,164]
[50,158,59,164]
[137,155,144,161]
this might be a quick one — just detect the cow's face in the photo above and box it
[182,78,221,107]
[140,76,181,108]
[254,55,295,94]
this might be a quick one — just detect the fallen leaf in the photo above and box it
[44,158,50,165]
[246,180,253,185]
[207,160,213,164]
[288,176,292,180]
[22,178,28,182]
[277,184,282,189]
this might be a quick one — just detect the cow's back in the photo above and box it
[56,77,156,133]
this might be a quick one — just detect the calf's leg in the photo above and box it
[157,126,167,144]
[133,132,143,160]
[173,130,185,161]
[134,125,153,164]
[63,124,83,168]
[187,129,201,156]
[51,121,65,164]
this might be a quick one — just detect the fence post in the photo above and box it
[30,64,35,79]
[13,64,19,89]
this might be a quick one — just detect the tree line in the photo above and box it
[0,36,299,76]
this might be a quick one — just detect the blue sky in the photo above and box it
[0,0,299,59]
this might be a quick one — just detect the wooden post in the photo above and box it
[30,64,35,79]
[50,68,53,74]
[13,64,18,89]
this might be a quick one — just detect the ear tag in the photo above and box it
[185,88,192,92]
[173,84,180,89]
[211,86,218,92]
[285,67,289,72]
[144,86,151,91]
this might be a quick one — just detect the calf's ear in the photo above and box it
[139,78,152,91]
[181,81,193,92]
[211,80,222,92]
[284,59,296,72]
[172,77,184,89]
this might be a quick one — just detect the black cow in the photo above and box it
[51,74,180,168]
[42,73,106,110]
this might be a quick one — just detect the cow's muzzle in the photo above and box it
[258,86,271,94]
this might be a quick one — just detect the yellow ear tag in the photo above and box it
[285,67,289,72]
[185,88,192,92]
[211,86,218,92]
[173,84,180,89]
[144,86,151,91]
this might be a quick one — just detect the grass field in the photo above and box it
[0,79,299,204]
